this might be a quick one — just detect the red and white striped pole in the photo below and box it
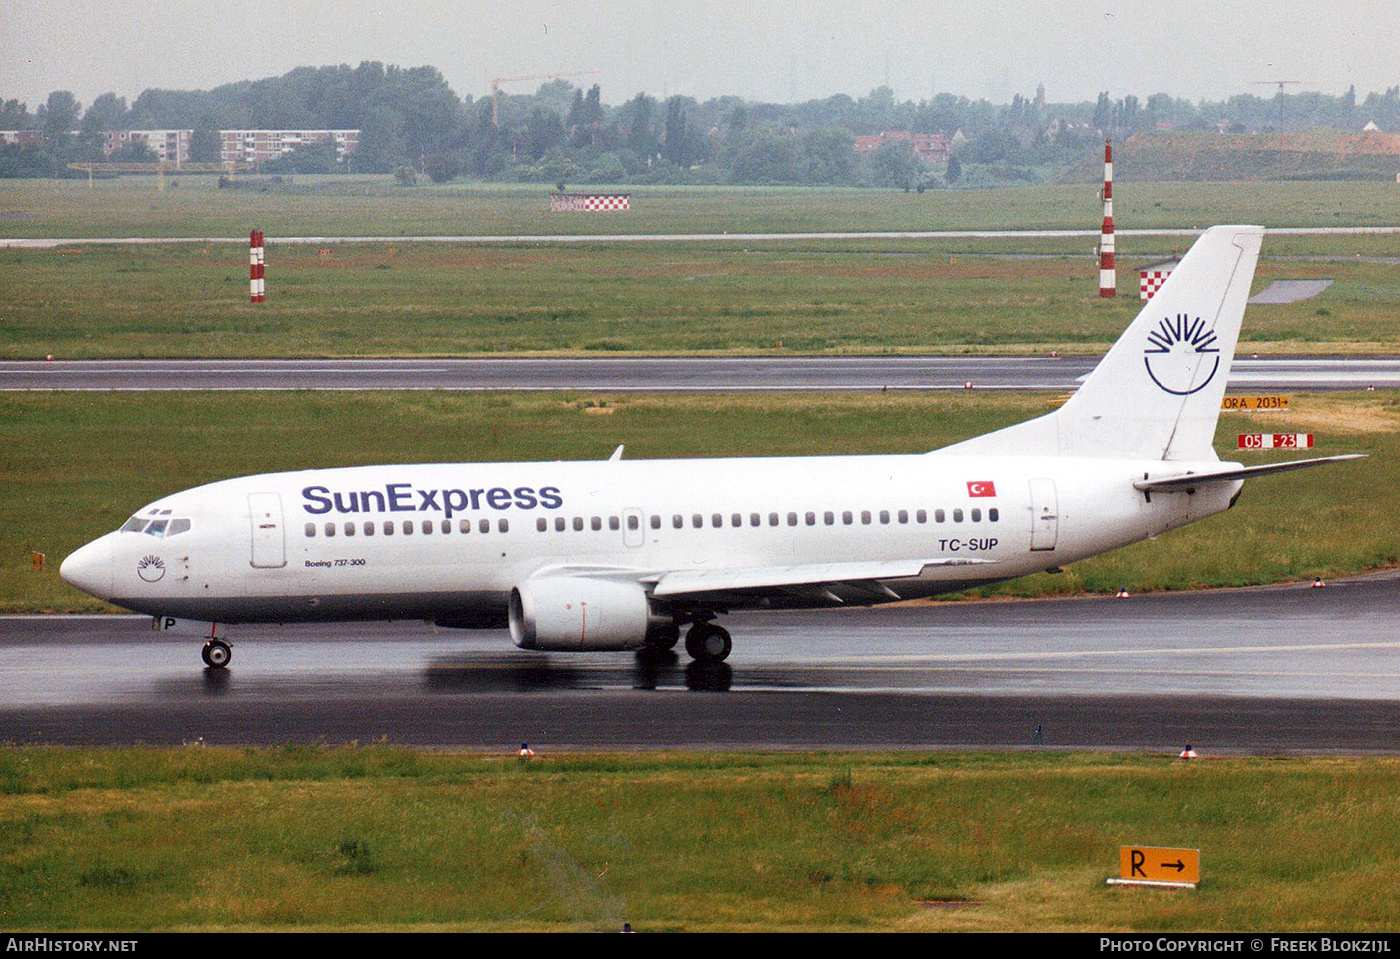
[1099,140,1115,297]
[249,229,265,304]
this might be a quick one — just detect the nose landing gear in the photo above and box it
[201,639,232,669]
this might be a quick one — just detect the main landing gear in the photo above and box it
[201,639,232,669]
[684,622,732,663]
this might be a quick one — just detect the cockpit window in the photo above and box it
[120,517,147,533]
[167,518,191,536]
[145,519,169,537]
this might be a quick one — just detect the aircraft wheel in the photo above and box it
[684,623,732,662]
[202,640,232,669]
[645,624,681,651]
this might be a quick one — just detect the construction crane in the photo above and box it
[487,69,599,129]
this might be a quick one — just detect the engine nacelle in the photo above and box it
[509,576,665,651]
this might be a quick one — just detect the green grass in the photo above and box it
[3,391,1395,613]
[4,242,1399,358]
[4,177,1400,239]
[2,747,1398,931]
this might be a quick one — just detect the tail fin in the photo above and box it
[939,225,1263,461]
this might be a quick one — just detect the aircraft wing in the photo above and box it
[1134,454,1364,492]
[648,557,997,602]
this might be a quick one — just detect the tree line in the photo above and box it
[3,61,1398,184]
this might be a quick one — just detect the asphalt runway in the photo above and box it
[4,570,1398,752]
[5,356,1400,392]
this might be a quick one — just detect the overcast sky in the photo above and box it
[3,0,1398,111]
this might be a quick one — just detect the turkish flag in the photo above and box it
[966,481,997,497]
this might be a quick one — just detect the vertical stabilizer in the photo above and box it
[937,225,1263,461]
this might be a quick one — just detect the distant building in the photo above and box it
[104,129,191,165]
[853,131,950,164]
[0,130,44,147]
[220,129,360,165]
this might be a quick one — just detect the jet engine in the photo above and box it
[509,576,669,651]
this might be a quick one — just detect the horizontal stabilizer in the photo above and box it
[651,557,996,598]
[1133,454,1365,491]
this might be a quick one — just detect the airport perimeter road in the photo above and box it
[4,571,1399,751]
[4,356,1400,392]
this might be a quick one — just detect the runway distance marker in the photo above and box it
[1222,395,1290,410]
[1107,845,1200,889]
[1238,433,1313,450]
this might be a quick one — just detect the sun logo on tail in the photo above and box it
[1143,313,1220,395]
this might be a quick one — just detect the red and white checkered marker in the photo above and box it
[1140,269,1171,300]
[550,193,631,212]
[517,743,535,757]
[1115,586,1130,598]
[249,230,265,303]
[1237,433,1314,450]
[1179,744,1197,760]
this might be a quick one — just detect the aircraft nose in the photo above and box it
[60,536,113,600]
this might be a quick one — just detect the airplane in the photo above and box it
[60,225,1361,669]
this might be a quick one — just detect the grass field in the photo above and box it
[3,390,1394,613]
[2,748,1398,931]
[4,241,1398,358]
[4,177,1400,239]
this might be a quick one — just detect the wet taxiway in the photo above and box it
[3,571,1398,752]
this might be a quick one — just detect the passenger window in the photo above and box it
[609,516,620,531]
[325,522,336,537]
[365,522,375,536]
[879,510,890,524]
[971,508,981,522]
[573,517,584,531]
[480,519,491,534]
[628,515,639,530]
[787,512,798,526]
[421,520,432,534]
[305,523,315,537]
[692,514,703,529]
[384,521,394,535]
[673,515,683,529]
[712,513,722,528]
[953,509,964,523]
[898,510,908,524]
[731,513,742,527]
[768,512,779,526]
[650,515,660,530]
[345,522,355,536]
[805,511,815,526]
[842,511,853,525]
[537,517,547,532]
[498,519,508,533]
[403,520,413,534]
[750,513,761,527]
[461,519,472,533]
[556,517,567,532]
[592,516,602,531]
[989,508,999,522]
[824,511,834,525]
[916,509,926,523]
[935,509,946,523]
[861,511,871,525]
[441,519,451,534]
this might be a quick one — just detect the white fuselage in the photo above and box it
[61,451,1241,625]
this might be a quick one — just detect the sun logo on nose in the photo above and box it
[1143,313,1220,396]
[137,555,166,583]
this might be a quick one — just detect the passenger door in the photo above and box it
[248,492,287,568]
